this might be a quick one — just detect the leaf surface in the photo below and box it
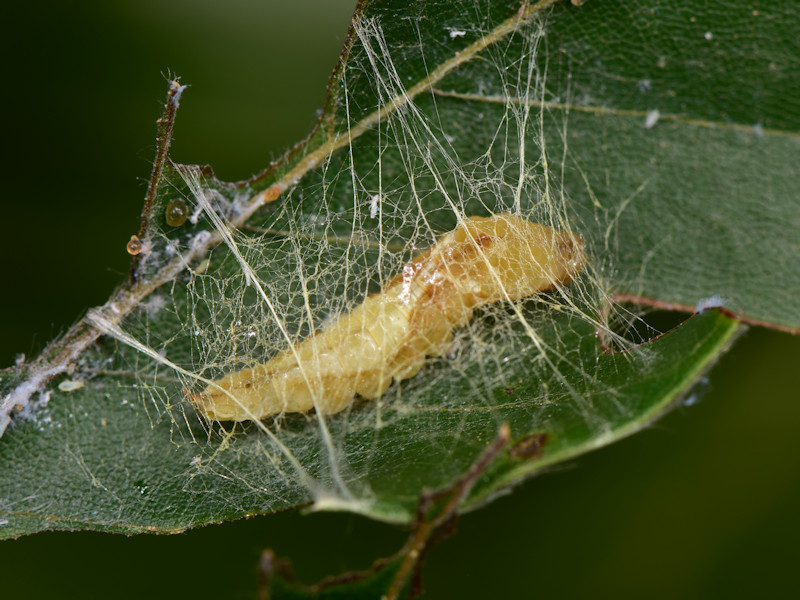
[1,0,796,539]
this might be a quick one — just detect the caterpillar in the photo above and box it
[187,213,586,421]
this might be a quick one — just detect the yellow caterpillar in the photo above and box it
[187,213,586,421]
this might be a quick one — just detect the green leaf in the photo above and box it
[0,0,796,540]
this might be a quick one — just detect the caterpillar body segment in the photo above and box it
[187,214,586,421]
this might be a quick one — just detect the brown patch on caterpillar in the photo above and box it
[474,233,494,248]
[187,214,587,421]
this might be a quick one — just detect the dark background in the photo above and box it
[2,1,799,598]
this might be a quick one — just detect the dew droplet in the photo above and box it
[126,235,144,255]
[165,199,189,227]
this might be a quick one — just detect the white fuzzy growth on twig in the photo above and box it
[170,80,189,107]
[694,295,726,313]
[0,362,70,437]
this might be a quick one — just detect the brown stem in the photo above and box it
[130,77,187,282]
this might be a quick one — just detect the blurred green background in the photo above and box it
[2,1,798,598]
